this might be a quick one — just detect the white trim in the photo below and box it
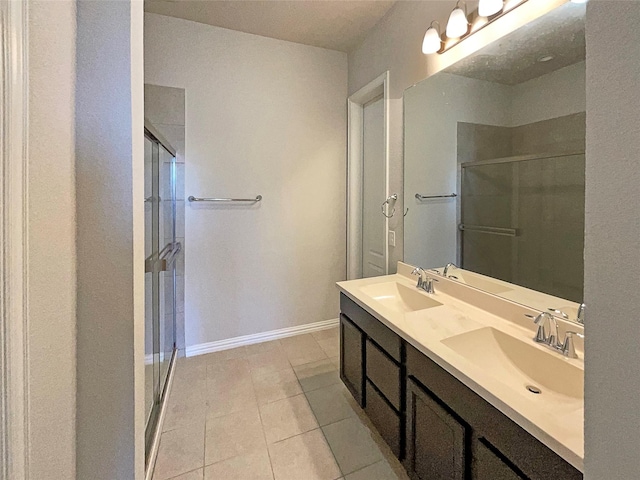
[1,1,30,479]
[347,71,391,279]
[185,318,340,357]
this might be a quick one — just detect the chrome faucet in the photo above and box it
[561,331,584,359]
[528,312,583,359]
[533,312,559,347]
[443,263,458,277]
[411,267,437,294]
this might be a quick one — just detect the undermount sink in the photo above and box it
[360,281,442,313]
[441,327,583,403]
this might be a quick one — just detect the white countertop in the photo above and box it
[337,263,584,472]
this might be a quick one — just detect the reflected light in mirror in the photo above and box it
[446,4,470,38]
[422,22,443,54]
[479,0,504,17]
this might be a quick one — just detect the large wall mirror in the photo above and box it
[403,1,586,323]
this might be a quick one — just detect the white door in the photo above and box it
[361,96,386,278]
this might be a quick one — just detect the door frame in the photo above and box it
[347,71,390,280]
[1,1,30,479]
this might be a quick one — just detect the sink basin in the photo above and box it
[360,282,442,313]
[441,327,583,402]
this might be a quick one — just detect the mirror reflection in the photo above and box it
[403,2,586,320]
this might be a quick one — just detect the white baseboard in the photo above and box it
[185,318,339,357]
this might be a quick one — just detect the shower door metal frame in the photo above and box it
[143,124,179,464]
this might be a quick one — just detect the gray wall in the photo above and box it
[76,1,145,478]
[27,1,77,477]
[584,2,640,478]
[145,13,348,349]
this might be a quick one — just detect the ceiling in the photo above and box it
[144,0,397,52]
[445,2,586,86]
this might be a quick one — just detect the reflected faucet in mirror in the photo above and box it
[443,263,458,277]
[577,303,585,324]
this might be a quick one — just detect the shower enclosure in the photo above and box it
[144,123,181,462]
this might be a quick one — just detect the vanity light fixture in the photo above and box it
[422,21,444,54]
[422,0,528,55]
[446,1,470,38]
[478,0,504,17]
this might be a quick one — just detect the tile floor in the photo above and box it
[152,327,409,480]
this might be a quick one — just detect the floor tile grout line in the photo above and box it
[315,422,346,479]
[253,370,277,480]
[162,332,342,480]
[344,460,385,479]
[163,465,203,480]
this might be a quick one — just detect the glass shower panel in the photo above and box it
[144,137,159,422]
[515,154,585,301]
[158,145,176,393]
[144,128,178,461]
[461,161,515,282]
[144,136,156,426]
[461,153,585,302]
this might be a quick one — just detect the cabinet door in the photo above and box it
[474,439,526,480]
[340,314,364,406]
[405,378,467,480]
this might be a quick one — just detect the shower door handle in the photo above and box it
[158,242,182,272]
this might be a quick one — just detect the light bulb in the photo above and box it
[478,0,503,16]
[422,26,442,54]
[446,6,469,38]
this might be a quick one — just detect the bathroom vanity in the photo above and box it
[337,263,583,480]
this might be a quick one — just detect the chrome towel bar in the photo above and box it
[188,195,262,203]
[415,193,457,200]
[458,224,517,237]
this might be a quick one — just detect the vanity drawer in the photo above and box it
[366,339,401,410]
[340,293,402,362]
[365,380,402,458]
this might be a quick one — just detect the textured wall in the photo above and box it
[76,0,145,478]
[584,2,640,478]
[27,1,76,478]
[145,13,348,348]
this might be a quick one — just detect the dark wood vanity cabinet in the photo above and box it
[474,440,526,480]
[339,293,583,480]
[339,294,405,457]
[405,377,466,480]
[339,313,364,405]
[406,344,582,480]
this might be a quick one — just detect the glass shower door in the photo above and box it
[144,136,158,428]
[158,145,176,393]
[144,128,179,462]
[460,153,585,301]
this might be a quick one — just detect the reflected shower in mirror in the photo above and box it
[403,2,586,318]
